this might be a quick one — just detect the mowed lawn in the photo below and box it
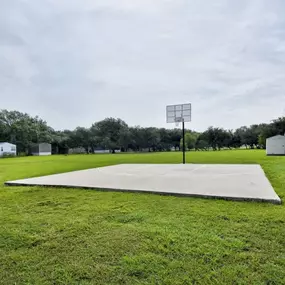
[1,151,285,285]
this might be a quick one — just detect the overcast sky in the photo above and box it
[1,0,285,131]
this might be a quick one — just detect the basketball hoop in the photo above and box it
[166,103,191,124]
[166,103,192,164]
[175,117,182,127]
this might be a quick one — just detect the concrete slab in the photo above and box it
[5,164,281,204]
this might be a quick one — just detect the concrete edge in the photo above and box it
[4,182,282,205]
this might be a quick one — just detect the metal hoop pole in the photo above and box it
[182,119,185,164]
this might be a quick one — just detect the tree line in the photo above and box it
[0,109,284,154]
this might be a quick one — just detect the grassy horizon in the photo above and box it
[1,150,285,284]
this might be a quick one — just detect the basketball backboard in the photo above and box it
[166,103,191,123]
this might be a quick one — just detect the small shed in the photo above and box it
[68,147,86,154]
[94,148,110,154]
[0,142,17,157]
[29,143,52,156]
[266,135,285,156]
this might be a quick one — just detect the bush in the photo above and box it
[2,153,16,158]
[17,152,28,157]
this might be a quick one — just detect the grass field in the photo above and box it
[1,150,285,285]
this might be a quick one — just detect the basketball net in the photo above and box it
[175,116,182,128]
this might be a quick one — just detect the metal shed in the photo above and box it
[266,135,285,156]
[29,143,52,156]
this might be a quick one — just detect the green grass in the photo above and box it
[1,150,285,285]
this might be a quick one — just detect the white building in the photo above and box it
[68,147,86,154]
[94,149,110,154]
[266,135,285,156]
[0,142,17,157]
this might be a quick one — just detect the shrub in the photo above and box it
[2,153,16,158]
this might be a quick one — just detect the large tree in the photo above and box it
[272,117,285,135]
[91,118,128,152]
[180,132,199,150]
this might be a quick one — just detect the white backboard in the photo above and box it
[166,103,191,123]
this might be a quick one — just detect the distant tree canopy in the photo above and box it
[0,110,54,153]
[1,109,285,154]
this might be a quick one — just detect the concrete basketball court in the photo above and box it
[5,164,281,204]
